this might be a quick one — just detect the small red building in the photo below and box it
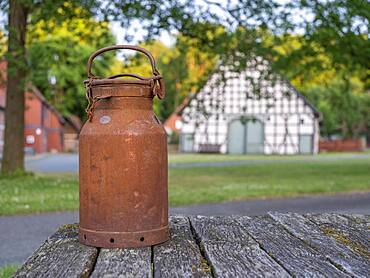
[0,61,79,155]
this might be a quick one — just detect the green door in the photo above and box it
[246,120,264,154]
[228,119,264,154]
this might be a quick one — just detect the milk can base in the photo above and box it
[79,225,169,248]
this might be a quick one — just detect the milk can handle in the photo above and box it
[87,45,161,79]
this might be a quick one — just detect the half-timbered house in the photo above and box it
[176,59,320,154]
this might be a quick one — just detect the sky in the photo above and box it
[109,0,314,47]
[110,21,176,47]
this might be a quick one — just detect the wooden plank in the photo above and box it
[90,248,152,278]
[190,215,291,277]
[307,213,370,260]
[153,216,212,277]
[269,212,369,277]
[343,214,370,226]
[13,224,97,278]
[240,215,349,277]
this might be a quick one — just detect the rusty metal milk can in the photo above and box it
[79,45,169,248]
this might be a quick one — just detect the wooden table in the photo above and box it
[14,213,369,277]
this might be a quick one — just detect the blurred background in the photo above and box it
[0,0,369,274]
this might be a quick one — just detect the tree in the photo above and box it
[269,32,369,138]
[1,0,290,173]
[4,0,366,173]
[304,77,368,138]
[27,8,115,119]
[108,37,217,120]
[2,0,28,174]
[0,0,107,173]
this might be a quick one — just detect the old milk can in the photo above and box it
[79,45,169,248]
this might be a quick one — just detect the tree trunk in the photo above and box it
[1,0,28,174]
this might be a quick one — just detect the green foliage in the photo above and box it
[0,30,6,58]
[271,31,369,138]
[157,36,217,119]
[26,6,115,119]
[303,77,369,138]
[1,0,368,134]
[109,38,217,120]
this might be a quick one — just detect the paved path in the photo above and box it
[1,192,369,267]
[25,153,78,173]
[25,153,370,173]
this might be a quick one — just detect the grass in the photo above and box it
[0,157,369,215]
[169,158,370,206]
[168,152,369,164]
[0,265,19,278]
[0,173,77,215]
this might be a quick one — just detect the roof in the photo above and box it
[164,97,190,131]
[64,115,82,132]
[177,64,320,119]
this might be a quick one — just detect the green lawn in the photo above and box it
[169,152,370,164]
[0,157,369,215]
[169,158,370,206]
[0,265,19,278]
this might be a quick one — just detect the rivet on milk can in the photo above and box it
[78,45,169,248]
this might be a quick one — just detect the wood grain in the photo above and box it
[269,212,370,277]
[307,213,370,260]
[240,215,349,277]
[90,247,152,278]
[13,224,97,278]
[153,216,212,278]
[190,215,291,277]
[13,214,370,277]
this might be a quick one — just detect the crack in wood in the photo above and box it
[151,245,155,278]
[14,214,369,277]
[268,213,363,277]
[84,247,100,278]
[240,215,348,277]
[188,216,215,277]
[237,218,293,277]
[152,216,211,277]
[190,216,291,277]
[307,213,370,260]
[269,214,350,276]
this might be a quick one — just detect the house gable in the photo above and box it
[178,59,320,155]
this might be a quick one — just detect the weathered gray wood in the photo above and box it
[90,248,152,278]
[14,214,370,277]
[153,216,212,278]
[190,215,291,277]
[240,215,349,277]
[344,214,370,225]
[269,212,370,277]
[13,224,97,278]
[307,213,370,260]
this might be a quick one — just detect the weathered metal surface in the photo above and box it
[79,45,168,248]
[15,214,370,277]
[189,215,291,277]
